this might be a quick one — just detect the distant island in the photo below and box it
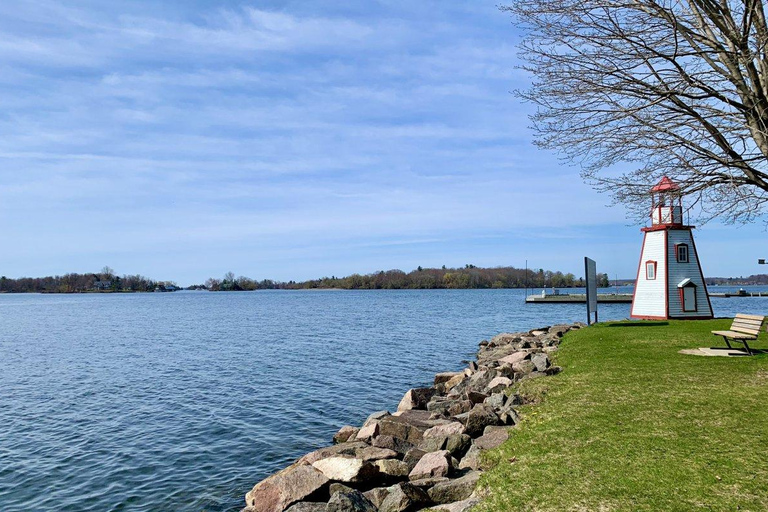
[0,267,178,294]
[5,266,768,294]
[199,266,612,291]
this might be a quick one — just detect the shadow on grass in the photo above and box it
[607,321,670,327]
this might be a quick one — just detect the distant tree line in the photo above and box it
[0,266,176,293]
[706,275,768,286]
[200,265,611,291]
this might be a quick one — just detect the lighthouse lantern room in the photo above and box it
[630,177,713,320]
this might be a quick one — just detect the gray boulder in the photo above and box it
[465,404,500,438]
[378,482,430,512]
[312,457,379,483]
[397,388,436,412]
[409,450,453,480]
[374,459,410,480]
[457,445,482,471]
[244,463,329,512]
[284,503,328,512]
[430,497,482,512]
[428,471,482,504]
[327,490,377,512]
[363,487,391,508]
[473,427,509,450]
[444,434,471,458]
[531,353,550,372]
[333,425,359,444]
[372,435,414,456]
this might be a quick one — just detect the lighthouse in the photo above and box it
[630,177,713,320]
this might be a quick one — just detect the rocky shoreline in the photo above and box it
[243,323,585,512]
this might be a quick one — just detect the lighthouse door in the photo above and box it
[682,285,697,312]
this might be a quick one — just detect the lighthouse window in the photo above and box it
[676,244,689,263]
[646,261,657,280]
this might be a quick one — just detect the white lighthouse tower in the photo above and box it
[630,177,713,320]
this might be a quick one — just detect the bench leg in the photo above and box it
[742,340,753,356]
[721,336,733,350]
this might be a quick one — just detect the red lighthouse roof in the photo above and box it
[651,176,680,192]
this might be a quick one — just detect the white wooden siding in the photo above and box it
[631,231,667,318]
[666,230,712,318]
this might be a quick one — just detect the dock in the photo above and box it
[526,290,768,303]
[709,291,768,298]
[526,293,633,304]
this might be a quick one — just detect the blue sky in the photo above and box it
[1,0,765,285]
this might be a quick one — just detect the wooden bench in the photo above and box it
[711,314,765,355]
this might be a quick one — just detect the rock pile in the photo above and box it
[243,323,583,512]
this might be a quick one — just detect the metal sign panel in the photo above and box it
[585,257,598,324]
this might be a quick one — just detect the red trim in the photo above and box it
[664,230,669,319]
[690,234,714,319]
[632,315,669,320]
[642,224,696,232]
[645,260,657,280]
[629,232,647,318]
[667,316,715,320]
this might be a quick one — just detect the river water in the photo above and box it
[1,287,766,511]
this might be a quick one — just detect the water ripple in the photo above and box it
[0,288,764,511]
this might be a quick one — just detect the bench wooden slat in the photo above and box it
[732,318,763,326]
[711,330,758,340]
[732,320,762,328]
[731,318,761,324]
[734,314,765,321]
[731,327,762,335]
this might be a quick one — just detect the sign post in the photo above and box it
[585,257,598,325]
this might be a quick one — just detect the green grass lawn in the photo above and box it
[478,320,768,512]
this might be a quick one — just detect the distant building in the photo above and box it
[93,280,112,290]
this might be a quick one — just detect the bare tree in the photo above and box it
[502,0,768,223]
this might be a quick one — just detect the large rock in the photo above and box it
[312,457,378,483]
[485,377,513,394]
[423,422,465,438]
[374,459,410,480]
[357,446,398,462]
[430,498,482,512]
[444,434,471,458]
[447,400,473,417]
[458,445,482,471]
[474,427,509,450]
[284,503,328,512]
[245,463,329,512]
[435,372,463,385]
[397,388,436,412]
[356,422,380,442]
[364,411,390,426]
[499,351,529,366]
[300,442,370,465]
[409,450,453,480]
[428,471,482,504]
[531,353,551,372]
[334,425,359,444]
[363,486,391,508]
[377,415,430,444]
[403,448,427,471]
[465,404,500,438]
[327,489,377,512]
[444,374,465,391]
[372,435,414,456]
[483,393,506,410]
[378,482,431,512]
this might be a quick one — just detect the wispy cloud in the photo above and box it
[0,1,756,283]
